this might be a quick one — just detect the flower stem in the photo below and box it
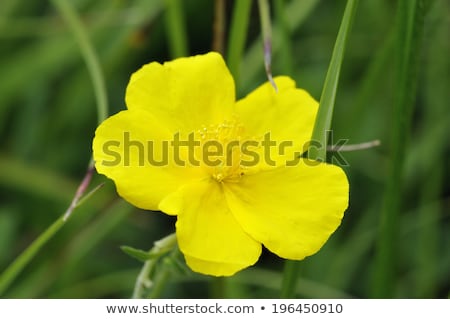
[146,260,172,299]
[257,0,277,91]
[280,260,301,298]
[132,259,153,299]
[226,0,252,87]
[132,233,177,298]
[240,0,320,89]
[50,0,108,124]
[212,0,226,55]
[210,277,227,298]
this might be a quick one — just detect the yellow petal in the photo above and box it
[235,76,318,167]
[92,109,206,212]
[184,254,253,277]
[168,179,261,276]
[125,52,235,133]
[224,161,348,260]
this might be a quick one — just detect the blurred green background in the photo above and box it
[0,0,448,298]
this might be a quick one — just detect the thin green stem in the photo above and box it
[132,258,154,299]
[327,140,380,152]
[226,0,252,87]
[146,260,172,299]
[164,0,189,58]
[212,0,226,55]
[50,0,108,124]
[146,248,187,298]
[0,0,112,295]
[257,0,276,90]
[0,166,98,296]
[210,277,227,298]
[241,0,320,90]
[371,0,426,298]
[0,217,64,296]
[308,0,359,161]
[74,182,104,209]
[132,233,177,298]
[280,260,301,298]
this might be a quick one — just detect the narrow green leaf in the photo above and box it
[164,251,190,276]
[0,165,98,296]
[0,217,65,296]
[308,0,359,161]
[121,246,154,263]
[212,0,226,54]
[132,233,177,298]
[226,0,252,87]
[50,0,109,124]
[164,0,189,58]
[281,0,359,299]
[74,183,105,209]
[280,260,301,298]
[121,245,174,263]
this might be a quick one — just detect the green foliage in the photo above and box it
[308,0,358,161]
[0,0,448,298]
[121,246,155,262]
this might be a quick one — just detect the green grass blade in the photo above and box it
[0,166,97,295]
[164,0,189,58]
[308,0,359,161]
[132,233,177,298]
[121,246,156,262]
[0,217,64,296]
[0,0,112,296]
[212,0,226,54]
[281,0,359,298]
[257,0,276,90]
[226,0,252,87]
[371,0,427,298]
[280,260,301,298]
[50,0,109,124]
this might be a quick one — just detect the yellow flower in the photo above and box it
[92,52,349,276]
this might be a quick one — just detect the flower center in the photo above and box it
[197,118,246,183]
